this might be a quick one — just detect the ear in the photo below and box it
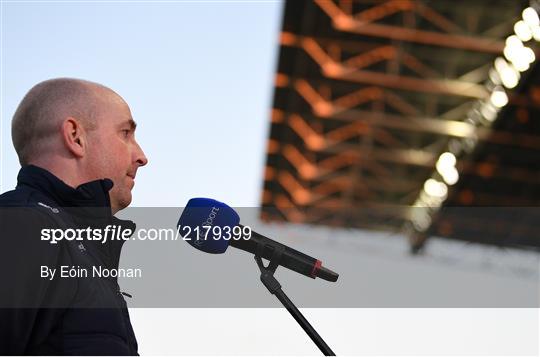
[61,117,86,158]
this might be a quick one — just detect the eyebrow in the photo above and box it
[122,118,137,130]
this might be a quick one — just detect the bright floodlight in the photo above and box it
[524,46,536,63]
[513,56,531,72]
[500,67,520,88]
[533,26,540,41]
[490,87,509,108]
[494,57,509,73]
[522,7,540,28]
[436,152,459,186]
[506,35,523,49]
[495,57,520,88]
[437,152,456,169]
[442,167,459,186]
[515,20,533,41]
[424,179,448,198]
[503,36,533,72]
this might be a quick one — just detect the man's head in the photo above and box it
[12,78,148,213]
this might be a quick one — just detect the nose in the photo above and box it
[134,141,148,167]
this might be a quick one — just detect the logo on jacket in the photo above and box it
[37,202,60,214]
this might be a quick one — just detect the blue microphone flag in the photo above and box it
[177,197,240,254]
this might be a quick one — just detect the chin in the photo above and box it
[111,191,132,212]
[119,196,132,209]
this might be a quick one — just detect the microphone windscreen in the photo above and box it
[177,198,240,254]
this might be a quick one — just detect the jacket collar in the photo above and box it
[16,165,136,270]
[17,164,114,209]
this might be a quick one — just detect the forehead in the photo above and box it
[94,87,133,126]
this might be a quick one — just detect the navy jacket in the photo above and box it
[0,165,139,355]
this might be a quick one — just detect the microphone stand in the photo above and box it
[254,245,336,356]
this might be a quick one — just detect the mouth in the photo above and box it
[126,173,136,187]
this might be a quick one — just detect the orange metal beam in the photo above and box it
[328,69,487,99]
[280,34,488,98]
[314,0,505,54]
[273,104,540,151]
[292,78,424,117]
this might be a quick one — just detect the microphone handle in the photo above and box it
[230,228,320,279]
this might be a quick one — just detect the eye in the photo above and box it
[122,129,131,138]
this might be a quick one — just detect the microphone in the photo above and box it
[177,198,339,282]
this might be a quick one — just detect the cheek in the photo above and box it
[105,139,129,162]
[88,135,131,174]
[109,144,133,181]
[91,146,120,175]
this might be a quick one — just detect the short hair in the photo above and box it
[11,78,105,165]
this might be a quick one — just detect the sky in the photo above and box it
[1,0,283,207]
